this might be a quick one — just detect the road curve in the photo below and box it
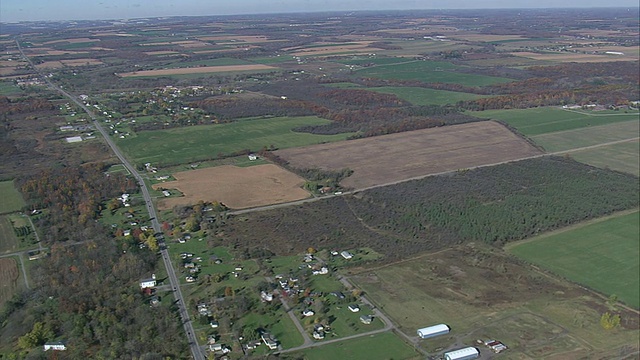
[16,39,204,360]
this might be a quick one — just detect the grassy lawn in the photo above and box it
[366,86,486,105]
[353,60,513,86]
[0,181,25,214]
[117,116,353,166]
[0,81,24,96]
[508,210,640,309]
[471,107,639,136]
[300,332,420,360]
[238,312,304,349]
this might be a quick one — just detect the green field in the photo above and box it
[117,116,353,166]
[353,60,513,86]
[472,107,639,136]
[0,81,23,96]
[530,120,640,152]
[165,58,253,68]
[299,332,420,360]
[508,211,640,308]
[569,140,640,176]
[0,216,20,253]
[366,86,486,105]
[0,181,25,214]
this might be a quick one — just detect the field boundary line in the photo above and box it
[561,108,640,117]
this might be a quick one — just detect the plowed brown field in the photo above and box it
[274,121,543,189]
[153,164,310,210]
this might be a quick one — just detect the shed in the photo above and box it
[444,347,479,360]
[417,323,449,339]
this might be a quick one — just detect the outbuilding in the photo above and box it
[444,347,479,360]
[417,323,449,339]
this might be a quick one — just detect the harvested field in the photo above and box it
[451,34,526,42]
[35,61,64,69]
[274,121,542,189]
[43,37,97,44]
[0,258,19,306]
[153,164,310,210]
[60,58,103,66]
[197,35,274,43]
[144,51,181,55]
[290,43,379,56]
[116,64,276,77]
[511,51,638,62]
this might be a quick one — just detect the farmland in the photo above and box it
[298,332,420,360]
[352,60,513,86]
[274,121,542,189]
[0,181,25,214]
[0,258,20,307]
[473,107,639,136]
[351,244,640,358]
[365,86,486,105]
[153,164,310,210]
[530,120,640,152]
[569,139,640,176]
[115,64,276,77]
[508,210,640,308]
[117,116,353,166]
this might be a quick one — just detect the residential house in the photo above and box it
[340,251,354,260]
[43,341,66,351]
[360,315,373,324]
[348,304,360,312]
[140,276,156,289]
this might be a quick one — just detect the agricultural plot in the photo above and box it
[0,258,20,307]
[0,216,20,253]
[274,121,542,189]
[299,332,420,360]
[117,116,352,166]
[153,164,310,210]
[510,51,639,63]
[474,107,639,136]
[115,64,276,77]
[0,181,25,214]
[352,60,513,86]
[351,244,640,358]
[366,86,486,105]
[530,120,640,152]
[569,140,640,176]
[508,210,640,308]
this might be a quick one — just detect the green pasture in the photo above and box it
[352,60,512,86]
[238,312,304,349]
[117,116,353,166]
[248,55,296,64]
[337,57,415,66]
[300,332,420,360]
[122,68,278,79]
[0,181,25,214]
[508,211,640,308]
[569,140,639,176]
[530,120,640,152]
[0,81,23,96]
[472,107,639,136]
[367,86,486,105]
[0,216,20,253]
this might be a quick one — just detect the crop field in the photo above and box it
[352,60,513,86]
[366,86,486,105]
[351,244,640,358]
[299,332,420,360]
[0,216,21,254]
[508,210,640,308]
[530,120,640,152]
[274,121,542,189]
[474,107,640,136]
[511,51,639,62]
[152,164,310,210]
[118,116,352,166]
[115,64,276,77]
[0,258,20,307]
[0,181,25,214]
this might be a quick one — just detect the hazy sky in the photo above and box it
[1,0,638,22]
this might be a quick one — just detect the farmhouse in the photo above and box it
[248,154,258,161]
[360,315,374,324]
[43,341,66,351]
[348,304,360,312]
[261,332,278,350]
[443,347,480,360]
[417,323,450,339]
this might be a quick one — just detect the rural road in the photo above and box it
[265,276,314,347]
[17,40,205,360]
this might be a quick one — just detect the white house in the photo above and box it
[340,251,353,260]
[261,333,278,350]
[43,341,66,351]
[260,291,273,302]
[248,154,258,161]
[302,309,315,317]
[348,304,360,312]
[140,275,156,289]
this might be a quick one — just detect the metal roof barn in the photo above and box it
[416,323,450,339]
[444,347,480,360]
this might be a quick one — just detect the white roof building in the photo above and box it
[340,251,353,260]
[417,323,450,339]
[444,347,479,360]
[44,342,66,351]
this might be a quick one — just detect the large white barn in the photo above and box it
[444,347,479,360]
[417,323,450,339]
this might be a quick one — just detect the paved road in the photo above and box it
[265,276,313,347]
[16,39,204,360]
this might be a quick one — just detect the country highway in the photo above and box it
[16,40,205,360]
